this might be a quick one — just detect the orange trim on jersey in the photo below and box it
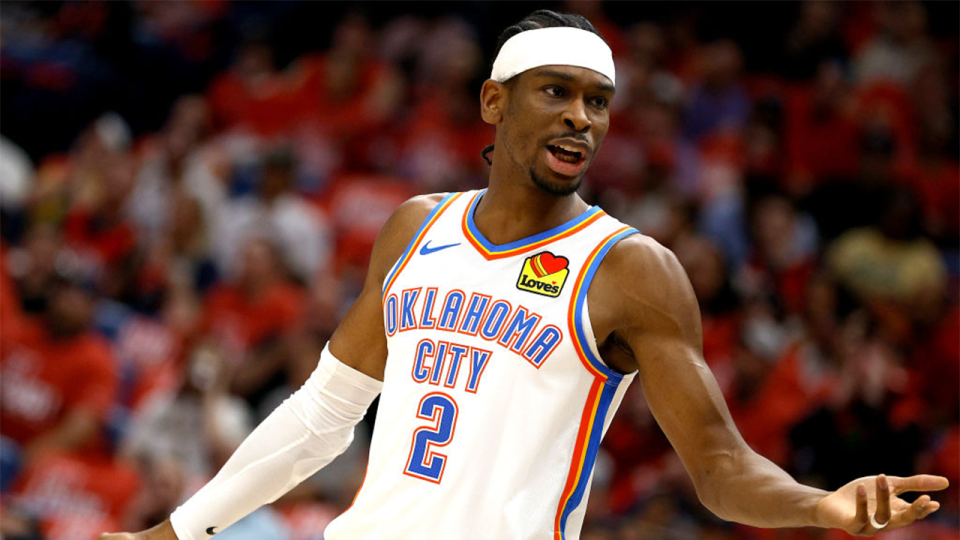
[553,225,637,539]
[382,192,463,303]
[566,226,633,377]
[553,378,605,539]
[461,190,606,260]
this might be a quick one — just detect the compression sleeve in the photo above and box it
[169,343,382,540]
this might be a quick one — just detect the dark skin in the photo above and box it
[101,65,947,540]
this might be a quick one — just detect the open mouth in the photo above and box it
[547,144,584,164]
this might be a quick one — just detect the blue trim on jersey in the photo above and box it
[465,189,604,254]
[382,192,458,296]
[558,381,620,535]
[558,226,640,538]
[572,227,640,383]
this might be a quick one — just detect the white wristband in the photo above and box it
[170,344,382,540]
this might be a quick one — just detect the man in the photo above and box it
[1,267,119,467]
[101,10,947,540]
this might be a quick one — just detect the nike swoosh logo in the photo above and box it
[206,526,218,536]
[419,240,460,255]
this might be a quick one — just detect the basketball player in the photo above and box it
[100,10,947,540]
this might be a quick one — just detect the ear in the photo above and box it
[480,79,506,125]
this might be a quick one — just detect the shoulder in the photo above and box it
[385,192,448,231]
[367,192,451,284]
[375,192,449,249]
[597,233,689,294]
[590,232,701,341]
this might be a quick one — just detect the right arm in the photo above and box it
[99,194,443,540]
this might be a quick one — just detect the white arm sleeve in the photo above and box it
[169,344,382,540]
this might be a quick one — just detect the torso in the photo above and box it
[324,190,640,540]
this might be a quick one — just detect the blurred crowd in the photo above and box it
[0,1,957,539]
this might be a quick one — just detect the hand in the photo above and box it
[99,519,179,540]
[815,474,949,536]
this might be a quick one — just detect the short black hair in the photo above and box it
[481,10,605,165]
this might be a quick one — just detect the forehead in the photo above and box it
[519,65,615,93]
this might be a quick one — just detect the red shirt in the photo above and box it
[0,321,118,455]
[200,281,304,353]
[10,451,141,539]
[783,84,860,187]
[0,248,25,345]
[293,53,396,138]
[63,207,138,271]
[728,342,839,466]
[321,174,416,276]
[206,69,301,137]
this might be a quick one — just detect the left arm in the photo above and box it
[591,235,947,535]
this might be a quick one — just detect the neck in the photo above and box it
[474,171,590,246]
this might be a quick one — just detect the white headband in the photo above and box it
[490,27,615,86]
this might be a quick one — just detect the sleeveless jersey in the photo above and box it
[324,189,639,540]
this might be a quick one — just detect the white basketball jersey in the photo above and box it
[324,190,639,540]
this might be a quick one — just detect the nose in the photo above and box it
[561,99,591,133]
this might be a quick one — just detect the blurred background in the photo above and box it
[0,1,957,539]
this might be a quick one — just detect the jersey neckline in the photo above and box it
[461,189,605,260]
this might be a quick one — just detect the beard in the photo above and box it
[530,168,583,197]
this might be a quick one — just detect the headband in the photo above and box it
[490,27,615,86]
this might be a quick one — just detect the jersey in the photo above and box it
[324,189,640,540]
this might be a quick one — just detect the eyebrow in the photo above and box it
[534,69,616,94]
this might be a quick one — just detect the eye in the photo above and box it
[589,96,610,110]
[544,85,566,97]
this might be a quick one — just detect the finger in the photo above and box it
[892,495,930,528]
[874,474,892,525]
[918,500,941,520]
[855,483,869,528]
[887,474,950,494]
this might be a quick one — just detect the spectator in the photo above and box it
[321,172,417,297]
[119,345,289,540]
[900,63,960,246]
[206,31,298,138]
[854,0,939,88]
[393,17,492,193]
[0,265,119,467]
[738,189,820,316]
[199,236,305,413]
[673,234,741,393]
[131,190,219,314]
[4,223,64,316]
[0,260,140,540]
[780,0,849,81]
[826,186,947,342]
[214,145,332,284]
[782,59,860,197]
[290,11,405,174]
[682,39,751,142]
[28,112,132,233]
[127,94,224,249]
[588,21,685,196]
[61,147,140,301]
[6,450,141,540]
[0,135,35,244]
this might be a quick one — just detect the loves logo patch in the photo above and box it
[517,251,569,298]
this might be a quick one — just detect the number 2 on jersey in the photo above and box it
[404,392,459,483]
